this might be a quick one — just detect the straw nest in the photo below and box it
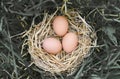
[22,8,97,74]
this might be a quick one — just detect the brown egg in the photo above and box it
[62,32,78,53]
[52,16,68,36]
[42,37,62,54]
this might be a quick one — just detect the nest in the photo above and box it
[22,8,97,74]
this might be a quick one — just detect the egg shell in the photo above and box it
[42,37,62,54]
[62,32,78,53]
[52,16,68,36]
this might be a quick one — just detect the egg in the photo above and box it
[62,32,78,53]
[52,16,68,36]
[42,37,62,54]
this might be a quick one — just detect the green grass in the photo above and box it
[0,0,120,79]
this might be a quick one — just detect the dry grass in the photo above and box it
[21,5,97,74]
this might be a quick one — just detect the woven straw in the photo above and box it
[22,7,97,74]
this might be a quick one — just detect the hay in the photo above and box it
[22,7,97,74]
